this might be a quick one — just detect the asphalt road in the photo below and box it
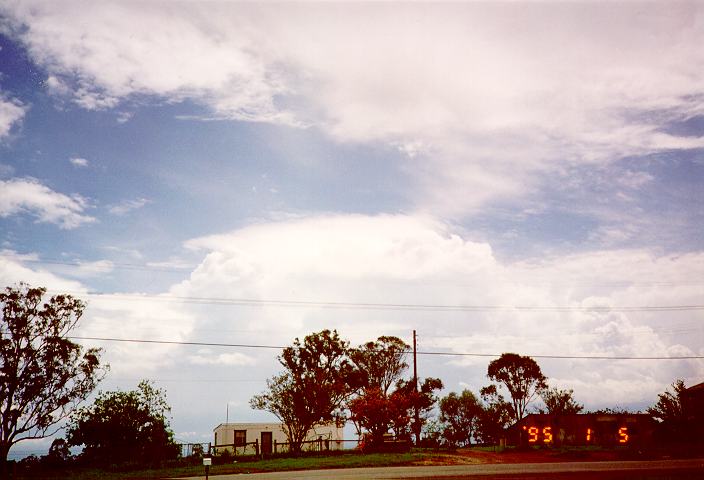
[175,458,704,480]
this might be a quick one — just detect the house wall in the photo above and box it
[213,422,345,454]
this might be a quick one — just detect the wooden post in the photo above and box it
[413,329,420,446]
[255,439,259,457]
[274,439,277,454]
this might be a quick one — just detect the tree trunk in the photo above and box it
[0,442,11,480]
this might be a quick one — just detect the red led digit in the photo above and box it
[528,426,539,443]
[542,426,553,443]
[586,428,592,442]
[618,427,628,443]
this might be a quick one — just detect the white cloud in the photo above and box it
[0,94,25,139]
[0,255,197,376]
[69,157,89,167]
[0,177,95,229]
[178,214,704,408]
[4,2,703,214]
[188,351,256,367]
[75,259,113,276]
[108,197,149,215]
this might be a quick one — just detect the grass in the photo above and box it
[14,451,439,480]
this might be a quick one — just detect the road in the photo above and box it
[176,458,704,479]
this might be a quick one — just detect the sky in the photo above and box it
[0,0,703,458]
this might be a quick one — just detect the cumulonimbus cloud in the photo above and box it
[179,214,704,406]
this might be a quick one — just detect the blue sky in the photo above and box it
[0,1,703,457]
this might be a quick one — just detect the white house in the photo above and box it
[213,422,345,455]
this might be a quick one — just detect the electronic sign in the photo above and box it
[508,414,654,447]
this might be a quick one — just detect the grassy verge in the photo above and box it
[15,451,440,480]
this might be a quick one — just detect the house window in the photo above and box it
[234,430,246,446]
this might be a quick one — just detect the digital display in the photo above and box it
[522,425,629,444]
[509,414,654,447]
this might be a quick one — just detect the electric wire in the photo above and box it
[45,290,704,312]
[66,335,704,360]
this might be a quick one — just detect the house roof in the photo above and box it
[684,381,704,393]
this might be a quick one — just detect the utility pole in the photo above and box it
[413,330,420,445]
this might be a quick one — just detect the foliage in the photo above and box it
[47,438,72,464]
[475,385,512,444]
[395,377,443,443]
[539,387,583,415]
[66,380,179,466]
[251,330,354,453]
[439,390,483,447]
[349,336,409,395]
[647,379,691,443]
[347,335,412,444]
[0,284,106,476]
[349,387,411,450]
[486,353,547,423]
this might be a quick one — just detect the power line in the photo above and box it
[49,290,704,312]
[69,336,283,350]
[67,335,704,361]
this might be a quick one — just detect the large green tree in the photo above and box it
[251,330,354,453]
[349,336,409,395]
[487,353,547,423]
[66,380,179,466]
[0,284,105,477]
[439,390,483,447]
[539,387,583,415]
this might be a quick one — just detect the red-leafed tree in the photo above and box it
[349,387,412,449]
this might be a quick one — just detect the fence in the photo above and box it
[209,438,363,459]
[178,442,211,458]
[180,437,414,460]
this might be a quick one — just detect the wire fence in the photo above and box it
[178,438,364,460]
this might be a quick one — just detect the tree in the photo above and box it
[476,385,512,444]
[349,336,409,395]
[66,380,179,466]
[487,353,547,423]
[347,336,410,439]
[349,387,411,450]
[539,387,583,415]
[395,377,443,443]
[647,379,689,443]
[0,284,106,477]
[439,390,483,447]
[250,330,354,453]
